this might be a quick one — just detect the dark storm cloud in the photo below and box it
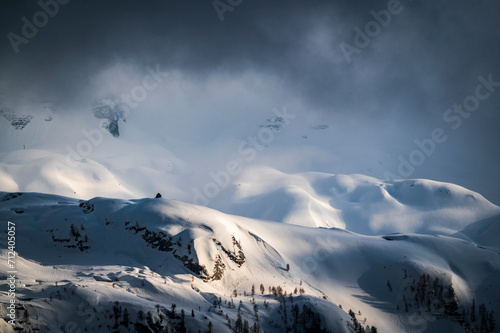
[1,0,499,116]
[1,0,499,202]
[0,3,495,108]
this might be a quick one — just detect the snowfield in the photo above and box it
[0,118,499,332]
[1,186,499,332]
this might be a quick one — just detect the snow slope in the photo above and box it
[1,106,499,332]
[210,165,500,235]
[0,105,194,202]
[3,145,498,238]
[0,150,134,199]
[1,192,499,332]
[454,215,500,250]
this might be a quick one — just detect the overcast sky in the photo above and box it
[1,0,499,204]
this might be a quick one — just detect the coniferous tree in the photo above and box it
[112,301,121,328]
[349,310,359,331]
[137,310,144,322]
[70,224,77,237]
[212,255,225,280]
[283,298,288,329]
[235,311,243,333]
[171,303,176,316]
[121,308,129,327]
[146,311,154,327]
[251,322,260,333]
[386,280,392,292]
[480,304,488,332]
[178,309,186,333]
[445,284,459,316]
[471,298,476,323]
[292,303,299,331]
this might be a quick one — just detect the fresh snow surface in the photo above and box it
[1,116,499,332]
[2,147,499,237]
[209,165,500,235]
[1,191,499,332]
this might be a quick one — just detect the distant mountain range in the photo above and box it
[1,171,499,332]
[1,100,499,332]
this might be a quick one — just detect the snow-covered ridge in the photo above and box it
[209,165,500,235]
[2,147,498,238]
[1,191,499,332]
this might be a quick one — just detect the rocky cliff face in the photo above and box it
[0,107,33,130]
[91,100,126,138]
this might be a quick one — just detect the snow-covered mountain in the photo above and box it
[3,146,498,236]
[1,104,499,332]
[209,165,500,235]
[1,187,499,332]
